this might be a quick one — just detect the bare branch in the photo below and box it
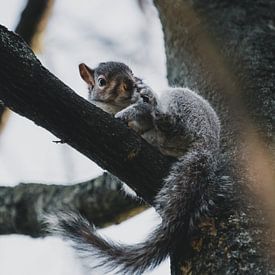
[0,173,143,237]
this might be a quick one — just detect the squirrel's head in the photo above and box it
[79,62,139,108]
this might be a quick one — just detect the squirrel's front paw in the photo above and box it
[115,110,141,133]
[115,110,129,123]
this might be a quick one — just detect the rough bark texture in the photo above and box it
[0,173,143,237]
[0,25,174,204]
[154,0,275,274]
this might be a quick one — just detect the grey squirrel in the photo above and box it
[47,61,221,274]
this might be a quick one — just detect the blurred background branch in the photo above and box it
[0,173,143,237]
[15,0,53,47]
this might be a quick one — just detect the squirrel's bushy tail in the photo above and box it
[46,149,215,275]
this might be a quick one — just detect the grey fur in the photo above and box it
[47,62,221,274]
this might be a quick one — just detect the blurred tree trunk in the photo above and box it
[154,0,275,274]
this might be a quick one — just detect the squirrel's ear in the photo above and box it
[79,63,95,86]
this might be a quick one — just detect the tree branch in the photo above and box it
[0,173,143,237]
[0,24,174,205]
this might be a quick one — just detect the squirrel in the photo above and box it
[47,61,221,274]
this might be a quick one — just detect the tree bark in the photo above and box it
[0,25,174,204]
[0,173,143,237]
[154,0,275,274]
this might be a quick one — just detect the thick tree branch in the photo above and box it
[0,173,143,237]
[0,25,174,205]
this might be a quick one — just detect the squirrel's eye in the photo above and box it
[98,77,106,87]
[141,94,150,103]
